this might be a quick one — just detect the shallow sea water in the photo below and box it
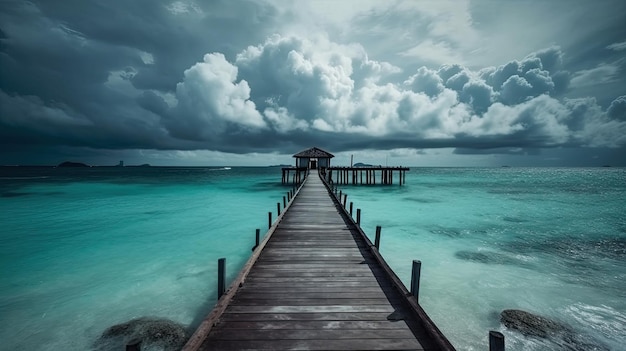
[0,166,624,350]
[339,167,625,350]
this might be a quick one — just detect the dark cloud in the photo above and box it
[0,1,625,165]
[607,96,626,121]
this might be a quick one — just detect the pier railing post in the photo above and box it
[252,228,260,251]
[343,194,347,208]
[217,258,226,299]
[356,209,361,226]
[126,340,141,351]
[374,226,381,249]
[277,202,281,215]
[410,260,421,302]
[349,202,353,216]
[489,331,505,351]
[268,212,272,229]
[339,190,342,201]
[283,196,286,209]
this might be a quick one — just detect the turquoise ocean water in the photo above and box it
[0,166,624,350]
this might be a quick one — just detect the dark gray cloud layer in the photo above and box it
[1,0,625,165]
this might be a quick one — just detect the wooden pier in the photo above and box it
[326,166,409,185]
[281,167,308,185]
[182,170,454,351]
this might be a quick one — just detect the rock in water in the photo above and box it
[500,309,609,351]
[57,161,89,167]
[501,309,566,338]
[96,317,188,351]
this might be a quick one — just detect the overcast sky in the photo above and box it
[1,0,625,166]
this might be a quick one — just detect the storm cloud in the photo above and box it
[1,0,625,165]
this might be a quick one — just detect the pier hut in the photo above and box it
[282,147,334,185]
[294,147,334,170]
[282,147,409,185]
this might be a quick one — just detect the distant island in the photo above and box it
[57,161,89,167]
[353,162,374,167]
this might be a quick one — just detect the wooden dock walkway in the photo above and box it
[183,171,454,351]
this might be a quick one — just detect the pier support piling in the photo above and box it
[252,229,260,251]
[489,331,505,351]
[356,209,361,226]
[375,226,381,249]
[410,260,421,303]
[217,258,226,299]
[268,212,272,229]
[126,340,141,351]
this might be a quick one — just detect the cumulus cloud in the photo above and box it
[405,67,444,98]
[168,53,265,140]
[181,38,621,151]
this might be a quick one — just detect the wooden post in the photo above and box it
[277,202,281,215]
[339,190,342,201]
[356,209,361,226]
[252,228,260,251]
[268,212,272,229]
[283,196,286,208]
[349,202,353,216]
[489,331,505,351]
[217,258,226,299]
[374,226,381,249]
[343,194,347,207]
[410,260,421,302]
[126,340,141,351]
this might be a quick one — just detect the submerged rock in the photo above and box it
[95,317,188,351]
[500,309,608,351]
[455,250,532,268]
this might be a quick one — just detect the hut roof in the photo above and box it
[293,147,334,158]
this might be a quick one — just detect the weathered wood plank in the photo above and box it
[224,305,397,314]
[229,298,400,306]
[213,320,411,330]
[233,291,390,299]
[202,338,423,351]
[218,312,408,322]
[208,328,418,340]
